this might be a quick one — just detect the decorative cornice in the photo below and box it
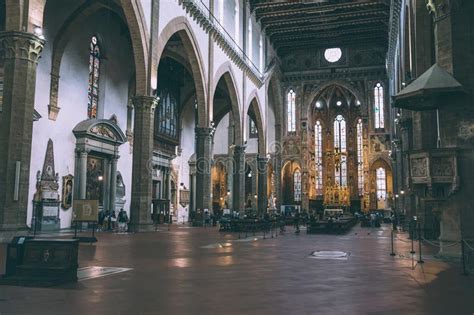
[0,31,44,64]
[283,66,386,83]
[178,0,264,87]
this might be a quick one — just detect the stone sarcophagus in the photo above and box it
[409,149,459,199]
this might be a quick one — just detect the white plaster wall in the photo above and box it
[30,9,134,228]
[212,113,229,155]
[172,101,195,222]
[140,0,152,32]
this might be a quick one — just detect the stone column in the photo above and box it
[233,145,246,213]
[0,32,44,237]
[130,96,158,232]
[195,127,213,212]
[257,156,268,215]
[79,149,88,200]
[103,158,111,211]
[109,155,118,213]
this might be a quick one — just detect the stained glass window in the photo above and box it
[334,115,347,187]
[287,89,296,133]
[88,36,100,119]
[294,169,302,202]
[357,119,364,195]
[374,83,385,129]
[249,117,258,138]
[156,89,178,139]
[376,167,387,200]
[315,120,323,195]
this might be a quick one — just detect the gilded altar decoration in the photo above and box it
[323,184,351,207]
[61,175,74,210]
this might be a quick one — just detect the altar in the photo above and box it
[323,184,350,209]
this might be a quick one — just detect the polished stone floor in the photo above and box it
[1,224,474,315]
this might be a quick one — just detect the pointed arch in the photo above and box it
[157,17,207,128]
[247,95,265,156]
[46,0,148,120]
[212,67,243,146]
[307,80,365,120]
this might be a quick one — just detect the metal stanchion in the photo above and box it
[390,230,396,256]
[417,222,424,264]
[410,221,416,254]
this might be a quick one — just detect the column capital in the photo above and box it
[257,156,269,164]
[132,95,159,112]
[195,127,214,138]
[233,144,246,155]
[0,31,44,63]
[75,148,90,156]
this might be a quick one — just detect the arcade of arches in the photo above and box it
[0,0,473,263]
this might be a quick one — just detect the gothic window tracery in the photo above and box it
[374,82,385,129]
[88,35,100,119]
[287,89,296,133]
[376,167,387,200]
[334,114,347,187]
[315,120,323,195]
[357,119,364,195]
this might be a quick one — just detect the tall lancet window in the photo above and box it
[234,1,240,45]
[287,89,296,133]
[218,0,224,24]
[376,167,387,200]
[315,120,323,195]
[247,18,253,60]
[374,82,385,129]
[357,119,364,195]
[294,169,302,202]
[88,35,100,119]
[334,114,347,187]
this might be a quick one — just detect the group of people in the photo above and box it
[98,208,129,233]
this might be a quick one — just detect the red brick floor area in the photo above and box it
[1,225,474,315]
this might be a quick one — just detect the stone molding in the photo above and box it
[0,31,44,64]
[178,0,264,87]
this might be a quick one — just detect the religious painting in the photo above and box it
[61,175,74,210]
[86,156,104,206]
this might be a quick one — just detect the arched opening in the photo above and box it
[310,84,363,212]
[155,30,205,224]
[369,159,393,211]
[281,160,301,214]
[211,161,227,215]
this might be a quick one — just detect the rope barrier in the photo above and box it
[421,238,461,248]
[394,234,412,243]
